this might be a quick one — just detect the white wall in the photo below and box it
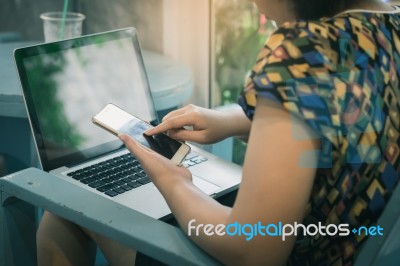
[162,0,211,108]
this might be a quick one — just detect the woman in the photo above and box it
[38,0,400,265]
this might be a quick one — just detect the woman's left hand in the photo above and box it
[118,134,192,190]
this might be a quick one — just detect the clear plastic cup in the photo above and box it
[40,12,85,42]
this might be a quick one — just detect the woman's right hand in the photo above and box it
[145,104,251,144]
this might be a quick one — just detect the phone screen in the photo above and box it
[120,119,183,159]
[94,104,188,160]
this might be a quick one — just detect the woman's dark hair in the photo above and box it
[291,0,363,20]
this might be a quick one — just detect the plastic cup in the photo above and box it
[40,12,85,42]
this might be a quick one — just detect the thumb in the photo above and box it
[118,134,149,160]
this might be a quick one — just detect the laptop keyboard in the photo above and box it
[67,152,208,197]
[67,153,150,197]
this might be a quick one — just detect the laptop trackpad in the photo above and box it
[193,176,220,195]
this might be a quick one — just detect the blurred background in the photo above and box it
[0,0,276,170]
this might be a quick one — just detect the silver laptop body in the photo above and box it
[14,27,241,219]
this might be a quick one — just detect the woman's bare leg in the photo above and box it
[37,211,96,266]
[37,211,136,266]
[82,228,136,266]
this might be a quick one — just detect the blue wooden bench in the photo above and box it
[1,167,399,265]
[0,167,220,266]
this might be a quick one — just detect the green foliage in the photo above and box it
[26,54,84,148]
[213,0,269,106]
[212,0,278,164]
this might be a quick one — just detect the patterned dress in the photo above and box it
[239,7,400,265]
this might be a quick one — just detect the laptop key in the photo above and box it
[191,157,207,164]
[121,177,134,183]
[73,169,84,174]
[109,175,120,181]
[97,183,119,192]
[120,185,133,191]
[135,172,146,178]
[81,176,98,184]
[120,170,130,176]
[108,168,119,175]
[136,177,151,185]
[127,181,142,188]
[185,152,200,160]
[131,166,141,173]
[69,173,84,180]
[105,190,119,197]
[113,187,126,194]
[100,177,114,183]
[126,174,139,180]
[182,161,195,168]
[89,180,106,188]
[114,180,125,186]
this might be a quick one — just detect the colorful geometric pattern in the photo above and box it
[239,8,400,265]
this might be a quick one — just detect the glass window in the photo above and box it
[210,0,276,164]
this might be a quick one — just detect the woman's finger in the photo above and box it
[119,134,189,183]
[161,107,187,122]
[118,134,153,163]
[145,114,195,136]
[161,104,196,121]
[168,128,206,143]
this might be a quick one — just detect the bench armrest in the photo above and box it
[0,167,221,266]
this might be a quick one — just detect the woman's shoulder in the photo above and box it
[242,10,400,151]
[271,10,400,47]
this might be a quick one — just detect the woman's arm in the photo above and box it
[145,104,252,144]
[120,98,320,265]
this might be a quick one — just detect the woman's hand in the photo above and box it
[145,104,251,144]
[118,134,192,193]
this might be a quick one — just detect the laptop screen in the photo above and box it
[15,28,158,171]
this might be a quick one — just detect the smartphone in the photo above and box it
[92,103,191,165]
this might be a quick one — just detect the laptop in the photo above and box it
[14,27,242,219]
